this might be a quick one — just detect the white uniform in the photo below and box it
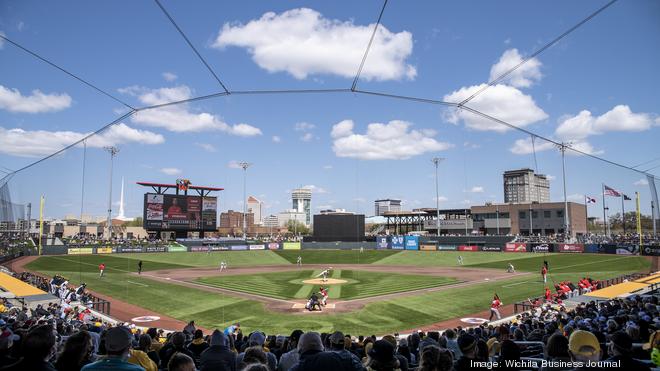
[457,256,464,265]
[318,269,330,282]
[220,261,227,272]
[296,256,302,267]
[507,263,515,273]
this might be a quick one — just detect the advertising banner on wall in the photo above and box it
[420,244,437,251]
[231,245,248,251]
[249,244,265,250]
[642,246,660,256]
[267,243,280,250]
[437,244,457,251]
[167,244,187,252]
[404,236,419,250]
[391,236,405,250]
[376,236,390,250]
[283,242,301,250]
[119,246,143,253]
[458,245,479,252]
[615,244,639,255]
[67,248,93,255]
[190,246,209,252]
[504,243,528,252]
[480,246,502,252]
[210,245,229,251]
[146,246,167,253]
[96,247,113,254]
[558,244,584,253]
[529,243,552,253]
[584,244,600,253]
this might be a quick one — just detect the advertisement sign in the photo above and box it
[67,248,93,255]
[283,242,301,250]
[119,246,142,253]
[391,236,405,250]
[202,197,218,229]
[249,244,265,250]
[584,244,599,253]
[190,246,209,252]
[615,244,639,255]
[480,246,502,252]
[145,194,164,221]
[167,244,187,252]
[376,236,390,250]
[210,245,229,251]
[505,243,528,252]
[530,243,551,253]
[420,244,437,251]
[642,246,660,256]
[96,247,113,254]
[146,246,167,253]
[437,244,457,251]
[558,244,584,253]
[267,243,280,250]
[144,194,217,231]
[458,245,479,251]
[231,245,248,251]
[404,236,419,250]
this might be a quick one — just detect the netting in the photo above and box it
[0,182,25,223]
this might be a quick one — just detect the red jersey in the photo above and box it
[99,264,105,270]
[541,267,547,275]
[491,299,501,309]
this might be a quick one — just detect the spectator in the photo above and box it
[290,332,345,371]
[187,329,209,365]
[237,332,277,371]
[81,326,143,371]
[567,330,601,370]
[498,340,521,370]
[168,353,196,371]
[540,333,571,371]
[240,346,268,369]
[243,364,269,371]
[418,345,453,371]
[200,329,236,371]
[364,339,400,371]
[183,321,196,337]
[1,324,57,371]
[419,332,439,353]
[443,329,462,359]
[328,331,364,371]
[395,338,415,366]
[137,334,159,366]
[453,334,484,371]
[606,331,650,371]
[160,332,194,369]
[0,330,18,367]
[54,330,94,371]
[128,340,157,371]
[146,328,162,353]
[278,330,303,371]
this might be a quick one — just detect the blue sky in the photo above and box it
[1,0,659,220]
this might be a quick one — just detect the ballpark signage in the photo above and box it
[420,244,436,251]
[146,246,167,253]
[231,245,248,251]
[404,236,419,250]
[119,246,143,253]
[437,244,457,251]
[615,244,638,255]
[67,248,93,255]
[283,242,301,250]
[481,246,502,252]
[642,246,660,256]
[167,244,187,252]
[458,245,479,252]
[391,236,405,250]
[267,243,280,250]
[558,244,584,253]
[190,246,209,252]
[249,244,265,250]
[504,243,527,252]
[376,236,390,250]
[531,243,550,253]
[96,247,113,254]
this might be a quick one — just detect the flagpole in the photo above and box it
[584,195,589,234]
[621,194,626,235]
[602,184,607,236]
[38,195,45,256]
[636,192,642,246]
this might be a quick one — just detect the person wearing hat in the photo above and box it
[364,339,400,371]
[159,332,195,369]
[278,330,304,371]
[381,335,408,371]
[1,324,56,371]
[81,326,143,371]
[0,328,18,367]
[454,334,486,371]
[328,331,364,370]
[236,331,277,371]
[290,332,345,371]
[199,329,236,371]
[567,330,601,369]
[606,331,650,371]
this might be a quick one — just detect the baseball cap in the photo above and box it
[458,334,477,352]
[249,331,266,346]
[329,331,344,345]
[568,330,600,357]
[643,330,660,350]
[105,326,133,352]
[487,337,500,356]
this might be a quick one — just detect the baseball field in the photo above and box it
[22,250,651,334]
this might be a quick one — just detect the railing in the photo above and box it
[85,298,111,316]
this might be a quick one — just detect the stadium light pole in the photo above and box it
[431,157,444,237]
[104,146,119,239]
[238,162,252,240]
[557,142,571,238]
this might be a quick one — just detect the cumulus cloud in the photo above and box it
[195,143,216,152]
[0,123,163,157]
[302,185,328,194]
[0,85,72,113]
[509,137,555,155]
[555,105,653,141]
[160,167,181,176]
[162,72,178,82]
[489,48,542,88]
[122,85,262,136]
[634,178,649,186]
[467,186,485,193]
[331,119,453,160]
[213,8,416,80]
[272,135,281,143]
[444,84,547,132]
[300,132,314,142]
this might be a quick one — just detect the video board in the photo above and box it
[143,193,217,231]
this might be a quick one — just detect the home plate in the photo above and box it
[292,303,336,309]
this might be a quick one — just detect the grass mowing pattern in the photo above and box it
[122,251,291,267]
[467,253,650,274]
[374,250,549,266]
[25,252,651,335]
[195,269,457,300]
[274,250,401,264]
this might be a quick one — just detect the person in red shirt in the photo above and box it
[544,287,552,301]
[489,294,502,321]
[541,265,548,283]
[166,198,184,219]
[319,286,328,306]
[99,263,105,278]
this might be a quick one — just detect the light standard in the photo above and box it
[557,142,571,238]
[496,205,500,235]
[431,157,444,237]
[238,162,252,240]
[104,146,119,239]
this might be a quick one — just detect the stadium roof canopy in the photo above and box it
[136,181,224,197]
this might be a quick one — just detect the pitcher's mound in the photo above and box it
[302,278,347,285]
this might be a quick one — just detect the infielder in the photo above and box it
[507,263,515,273]
[219,260,227,272]
[457,255,464,265]
[296,255,302,267]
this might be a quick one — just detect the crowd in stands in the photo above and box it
[578,233,660,246]
[64,235,166,247]
[15,272,99,308]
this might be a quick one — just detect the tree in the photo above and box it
[608,212,654,233]
[126,217,143,227]
[286,220,310,236]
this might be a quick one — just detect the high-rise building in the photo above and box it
[503,169,550,204]
[278,209,307,228]
[247,196,262,225]
[263,215,279,228]
[292,188,312,226]
[374,199,402,216]
[219,210,254,229]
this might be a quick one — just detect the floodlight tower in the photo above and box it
[104,146,119,239]
[431,157,445,237]
[238,162,252,240]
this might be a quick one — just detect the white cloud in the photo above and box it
[300,132,314,142]
[0,123,163,157]
[444,84,547,132]
[0,85,72,113]
[160,167,182,176]
[294,122,315,131]
[213,8,416,81]
[467,186,485,193]
[227,160,243,169]
[509,137,555,155]
[489,48,542,88]
[123,85,262,136]
[331,119,453,160]
[195,143,216,152]
[162,72,178,82]
[302,185,328,194]
[556,105,653,141]
[272,135,281,143]
[432,196,449,202]
[634,178,649,186]
[323,165,333,170]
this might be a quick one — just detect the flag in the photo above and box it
[623,194,632,201]
[604,185,621,197]
[585,196,596,204]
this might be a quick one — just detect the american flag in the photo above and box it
[604,185,621,197]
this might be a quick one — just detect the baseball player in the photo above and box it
[319,286,328,306]
[507,262,515,273]
[489,294,502,321]
[137,260,143,275]
[457,255,464,265]
[296,255,302,267]
[219,260,227,272]
[360,246,364,254]
[541,265,548,283]
[317,268,331,283]
[98,263,105,278]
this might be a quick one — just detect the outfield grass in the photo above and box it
[375,250,552,267]
[274,249,400,264]
[25,251,651,335]
[196,269,457,300]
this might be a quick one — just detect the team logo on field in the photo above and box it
[131,316,161,323]
[461,317,488,325]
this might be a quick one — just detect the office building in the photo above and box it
[247,196,263,225]
[503,169,550,204]
[292,188,312,226]
[374,199,402,216]
[219,210,254,229]
[278,209,307,228]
